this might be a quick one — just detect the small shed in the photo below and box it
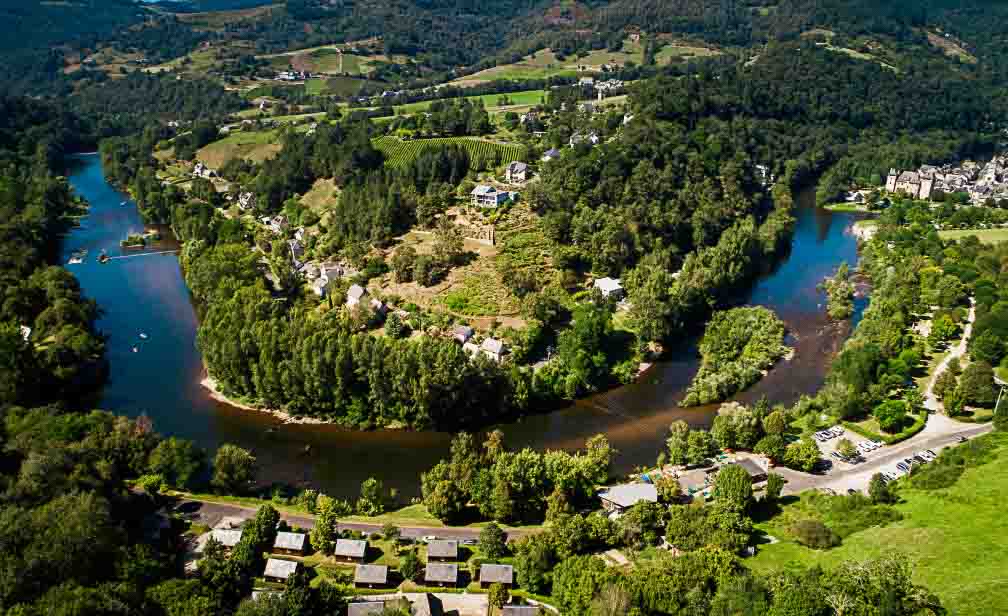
[479,564,514,588]
[424,563,459,588]
[334,538,368,563]
[273,532,307,555]
[263,558,300,583]
[593,277,624,299]
[199,528,243,553]
[426,539,458,561]
[348,601,387,616]
[354,564,389,588]
[347,284,368,307]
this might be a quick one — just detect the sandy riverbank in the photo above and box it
[200,375,331,425]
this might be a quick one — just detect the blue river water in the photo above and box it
[63,153,866,498]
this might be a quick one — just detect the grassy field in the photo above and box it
[654,40,722,64]
[196,130,281,168]
[451,49,578,85]
[748,431,1008,615]
[938,228,1008,244]
[393,89,548,115]
[175,4,280,30]
[823,202,871,213]
[373,136,526,168]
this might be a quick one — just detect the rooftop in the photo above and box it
[480,564,514,584]
[502,607,541,616]
[598,482,658,509]
[730,458,767,478]
[334,538,368,559]
[426,539,459,559]
[481,338,504,355]
[425,563,459,583]
[210,528,243,548]
[348,602,386,616]
[354,564,389,585]
[263,558,299,580]
[593,277,623,293]
[347,284,367,301]
[273,532,306,552]
[412,593,444,616]
[472,184,499,196]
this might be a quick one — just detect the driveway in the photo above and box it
[924,299,976,412]
[777,414,992,495]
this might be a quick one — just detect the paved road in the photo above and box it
[169,498,537,542]
[777,415,992,494]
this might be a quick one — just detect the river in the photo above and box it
[62,153,867,499]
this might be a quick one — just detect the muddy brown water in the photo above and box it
[63,153,867,499]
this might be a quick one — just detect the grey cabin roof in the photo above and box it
[263,558,299,580]
[480,338,504,355]
[347,284,367,301]
[426,539,458,559]
[412,594,444,616]
[425,563,458,583]
[598,482,658,509]
[502,607,540,616]
[273,532,306,551]
[730,458,767,478]
[354,564,389,585]
[479,564,514,584]
[334,538,368,558]
[348,601,387,616]
[593,277,623,293]
[210,528,243,548]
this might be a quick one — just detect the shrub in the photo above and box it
[790,519,839,549]
[873,400,909,433]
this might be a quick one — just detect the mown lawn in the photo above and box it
[938,228,1008,244]
[748,431,1008,616]
[196,130,281,167]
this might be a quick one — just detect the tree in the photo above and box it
[754,434,786,463]
[765,473,785,502]
[928,315,958,349]
[590,583,631,616]
[686,430,717,466]
[148,437,205,490]
[479,522,507,559]
[873,400,908,433]
[212,444,257,494]
[357,477,385,516]
[712,464,753,512]
[391,245,417,282]
[382,522,401,543]
[666,420,690,465]
[868,473,895,504]
[960,361,996,406]
[488,583,510,616]
[552,555,611,616]
[514,536,553,594]
[311,495,342,554]
[933,369,958,401]
[433,216,465,266]
[783,439,820,472]
[384,312,408,338]
[137,473,164,497]
[399,549,421,581]
[763,410,787,435]
[655,474,682,504]
[836,438,857,459]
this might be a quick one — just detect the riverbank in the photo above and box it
[201,375,331,426]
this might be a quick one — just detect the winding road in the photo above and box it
[924,298,976,412]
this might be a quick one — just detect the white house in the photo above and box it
[480,338,506,362]
[506,161,528,183]
[471,185,510,208]
[347,284,368,308]
[593,277,624,299]
[569,132,600,148]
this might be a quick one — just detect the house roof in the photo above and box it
[211,528,243,547]
[593,277,623,293]
[354,564,389,585]
[597,482,658,509]
[454,325,474,342]
[543,148,560,158]
[347,284,367,301]
[263,558,299,580]
[348,602,387,616]
[479,564,514,584]
[334,538,368,558]
[425,563,458,583]
[730,458,767,478]
[481,338,504,355]
[412,594,444,616]
[472,184,499,196]
[426,539,458,559]
[273,532,306,551]
[508,161,527,173]
[502,607,540,616]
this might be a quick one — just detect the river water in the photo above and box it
[63,153,866,499]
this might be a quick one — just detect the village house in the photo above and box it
[333,538,368,563]
[19,325,31,341]
[369,297,388,317]
[192,161,214,179]
[569,131,600,148]
[354,564,389,589]
[598,482,658,515]
[593,277,624,299]
[426,539,458,562]
[885,168,935,200]
[471,184,510,208]
[346,284,368,308]
[347,601,387,616]
[479,564,514,589]
[237,192,255,210]
[579,76,595,87]
[260,215,288,235]
[272,532,307,556]
[263,558,300,583]
[424,563,459,588]
[506,161,529,183]
[541,148,561,163]
[453,325,474,344]
[480,338,506,362]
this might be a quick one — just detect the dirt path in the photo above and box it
[924,298,976,412]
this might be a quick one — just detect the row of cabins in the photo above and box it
[352,562,515,590]
[348,596,540,616]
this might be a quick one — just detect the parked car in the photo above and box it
[896,462,910,472]
[925,449,937,457]
[957,435,968,443]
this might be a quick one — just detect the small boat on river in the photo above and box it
[139,332,148,340]
[98,250,110,264]
[67,248,88,265]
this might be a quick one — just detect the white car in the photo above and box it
[421,535,438,543]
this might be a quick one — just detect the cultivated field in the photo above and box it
[373,136,526,168]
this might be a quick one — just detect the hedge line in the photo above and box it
[843,412,928,445]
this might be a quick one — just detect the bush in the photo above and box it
[790,519,839,549]
[873,400,909,433]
